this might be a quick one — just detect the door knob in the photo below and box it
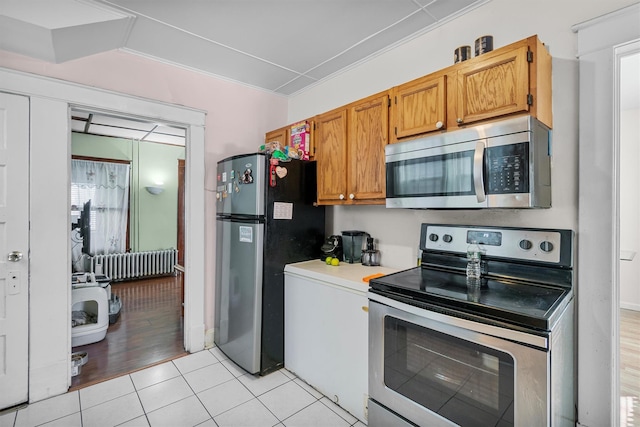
[7,251,23,262]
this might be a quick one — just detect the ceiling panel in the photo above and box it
[306,10,438,80]
[275,75,318,96]
[417,0,479,20]
[51,18,133,63]
[0,0,491,95]
[0,15,56,62]
[71,111,186,145]
[125,16,301,90]
[104,0,422,73]
[1,0,130,29]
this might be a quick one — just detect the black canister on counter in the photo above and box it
[475,35,494,56]
[454,45,471,64]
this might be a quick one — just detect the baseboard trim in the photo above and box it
[620,301,640,311]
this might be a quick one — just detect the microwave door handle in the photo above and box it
[473,141,486,203]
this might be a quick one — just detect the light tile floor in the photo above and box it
[0,347,366,427]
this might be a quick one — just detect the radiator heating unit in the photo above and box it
[90,249,178,281]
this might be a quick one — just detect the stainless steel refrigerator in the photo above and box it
[214,152,325,375]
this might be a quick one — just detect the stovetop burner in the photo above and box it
[370,224,575,332]
[370,266,571,331]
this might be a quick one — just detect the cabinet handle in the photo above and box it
[473,141,486,203]
[457,118,463,124]
[362,306,369,312]
[339,194,345,200]
[436,121,443,129]
[349,193,355,200]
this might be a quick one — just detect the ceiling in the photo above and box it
[71,110,187,145]
[0,0,488,97]
[3,0,637,142]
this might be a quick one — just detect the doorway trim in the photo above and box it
[573,4,640,426]
[0,67,206,403]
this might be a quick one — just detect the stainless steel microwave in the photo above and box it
[385,115,551,209]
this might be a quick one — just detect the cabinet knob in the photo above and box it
[457,118,463,124]
[349,193,355,200]
[339,194,345,200]
[436,121,443,129]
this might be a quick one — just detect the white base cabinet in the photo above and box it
[285,270,369,423]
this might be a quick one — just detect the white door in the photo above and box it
[0,92,29,409]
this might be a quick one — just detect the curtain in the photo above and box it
[71,159,130,257]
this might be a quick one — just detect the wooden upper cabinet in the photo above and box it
[390,74,446,143]
[315,92,388,206]
[454,45,529,125]
[347,93,389,203]
[265,126,288,148]
[450,35,552,129]
[387,35,552,142]
[315,108,348,204]
[265,35,552,204]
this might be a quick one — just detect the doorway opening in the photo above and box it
[69,109,188,389]
[617,43,640,426]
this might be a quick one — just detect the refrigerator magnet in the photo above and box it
[241,168,253,184]
[275,166,288,178]
[273,202,293,220]
[239,226,253,243]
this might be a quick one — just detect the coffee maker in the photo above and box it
[320,235,343,261]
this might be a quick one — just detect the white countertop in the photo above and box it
[284,259,400,293]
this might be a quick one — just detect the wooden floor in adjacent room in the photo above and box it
[70,275,187,391]
[620,308,640,427]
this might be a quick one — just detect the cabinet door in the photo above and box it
[348,93,388,203]
[265,126,288,148]
[391,74,446,142]
[455,45,530,125]
[315,109,348,204]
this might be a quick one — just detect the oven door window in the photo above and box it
[384,316,514,426]
[386,150,474,198]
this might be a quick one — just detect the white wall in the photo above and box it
[620,107,640,310]
[0,49,288,401]
[0,48,289,337]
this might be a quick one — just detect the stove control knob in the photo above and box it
[443,234,453,243]
[540,241,554,252]
[519,239,533,250]
[429,233,439,242]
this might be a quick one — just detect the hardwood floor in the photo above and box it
[70,275,187,391]
[620,308,640,426]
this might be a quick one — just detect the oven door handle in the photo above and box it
[473,141,486,203]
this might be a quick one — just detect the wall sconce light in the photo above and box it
[145,185,164,195]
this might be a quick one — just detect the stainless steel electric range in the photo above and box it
[368,224,575,427]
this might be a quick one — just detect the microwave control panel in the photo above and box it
[486,142,529,194]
